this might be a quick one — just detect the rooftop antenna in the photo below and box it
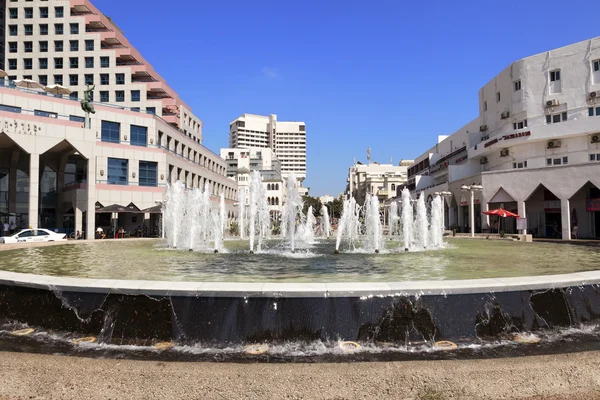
[367,147,371,164]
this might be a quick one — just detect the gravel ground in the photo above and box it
[0,351,599,399]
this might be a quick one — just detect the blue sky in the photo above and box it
[96,0,597,196]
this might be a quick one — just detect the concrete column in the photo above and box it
[561,199,571,240]
[55,155,68,229]
[518,201,527,235]
[457,205,464,231]
[8,150,19,214]
[28,153,39,229]
[448,206,455,228]
[85,158,97,241]
[481,201,489,232]
[74,205,83,236]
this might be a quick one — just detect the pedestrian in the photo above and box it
[9,221,16,234]
[2,222,9,237]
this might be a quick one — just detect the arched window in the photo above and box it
[275,184,279,190]
[275,197,279,205]
[267,184,271,191]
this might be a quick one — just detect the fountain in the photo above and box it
[238,189,246,240]
[281,172,303,252]
[363,194,382,253]
[297,206,316,244]
[388,201,399,238]
[416,194,429,249]
[400,188,414,251]
[429,195,444,248]
[320,204,331,238]
[335,196,361,252]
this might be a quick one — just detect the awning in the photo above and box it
[96,204,140,213]
[141,205,163,214]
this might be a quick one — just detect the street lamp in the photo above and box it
[461,184,483,237]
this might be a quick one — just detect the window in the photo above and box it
[483,101,487,111]
[563,156,568,164]
[55,6,64,18]
[70,23,79,34]
[513,119,528,130]
[24,59,32,70]
[9,8,17,19]
[100,91,109,102]
[39,41,48,52]
[8,59,16,70]
[594,60,600,72]
[550,70,561,82]
[0,104,21,114]
[100,74,109,85]
[39,23,48,35]
[138,161,157,187]
[131,90,140,102]
[70,115,85,123]
[496,92,501,102]
[589,107,600,117]
[34,110,57,118]
[54,58,63,69]
[39,58,48,69]
[69,57,78,68]
[24,42,33,53]
[107,158,128,185]
[24,7,33,18]
[69,91,78,100]
[547,158,565,166]
[116,73,125,84]
[70,40,78,51]
[546,112,567,124]
[69,74,78,86]
[146,107,156,115]
[101,121,120,143]
[84,57,93,68]
[100,57,109,68]
[40,7,48,18]
[130,125,148,147]
[9,25,17,36]
[54,24,63,35]
[84,74,93,85]
[54,40,63,52]
[53,75,63,85]
[24,24,33,35]
[85,40,94,51]
[38,75,47,86]
[115,90,124,102]
[131,107,140,112]
[590,154,600,162]
[8,42,17,53]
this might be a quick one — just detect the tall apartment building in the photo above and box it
[408,37,600,240]
[229,113,308,194]
[0,0,236,240]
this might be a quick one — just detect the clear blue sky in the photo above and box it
[96,0,597,197]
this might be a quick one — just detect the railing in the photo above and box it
[95,180,166,187]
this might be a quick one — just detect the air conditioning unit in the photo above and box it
[592,135,600,143]
[480,157,488,164]
[479,125,488,131]
[500,149,509,157]
[546,99,559,107]
[590,91,598,98]
[547,140,562,149]
[501,111,510,119]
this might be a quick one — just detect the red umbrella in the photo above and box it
[482,208,519,218]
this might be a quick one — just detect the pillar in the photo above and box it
[28,153,39,229]
[518,200,527,235]
[481,201,489,232]
[560,198,571,240]
[457,204,464,231]
[85,157,97,240]
[448,206,455,228]
[8,150,19,215]
[55,155,68,229]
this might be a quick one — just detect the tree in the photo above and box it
[302,196,322,218]
[330,196,344,219]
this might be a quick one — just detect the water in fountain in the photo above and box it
[400,188,414,251]
[219,193,226,239]
[247,171,271,252]
[415,194,429,249]
[388,201,399,238]
[297,206,316,244]
[429,195,444,248]
[363,194,383,253]
[320,205,331,238]
[335,196,361,251]
[238,189,246,239]
[163,181,223,252]
[281,172,303,252]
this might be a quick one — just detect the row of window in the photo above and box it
[546,112,568,124]
[101,121,148,146]
[547,157,569,166]
[9,24,88,38]
[9,6,64,19]
[10,39,96,53]
[590,154,600,162]
[107,158,157,187]
[589,107,600,117]
[9,58,117,73]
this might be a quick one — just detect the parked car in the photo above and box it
[0,229,68,244]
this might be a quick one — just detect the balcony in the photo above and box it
[86,20,111,33]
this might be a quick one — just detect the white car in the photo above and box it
[0,229,68,244]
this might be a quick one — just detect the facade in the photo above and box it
[346,161,412,206]
[228,113,308,195]
[319,194,334,204]
[0,0,236,240]
[219,147,283,217]
[409,37,600,240]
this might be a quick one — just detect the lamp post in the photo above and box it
[461,184,483,237]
